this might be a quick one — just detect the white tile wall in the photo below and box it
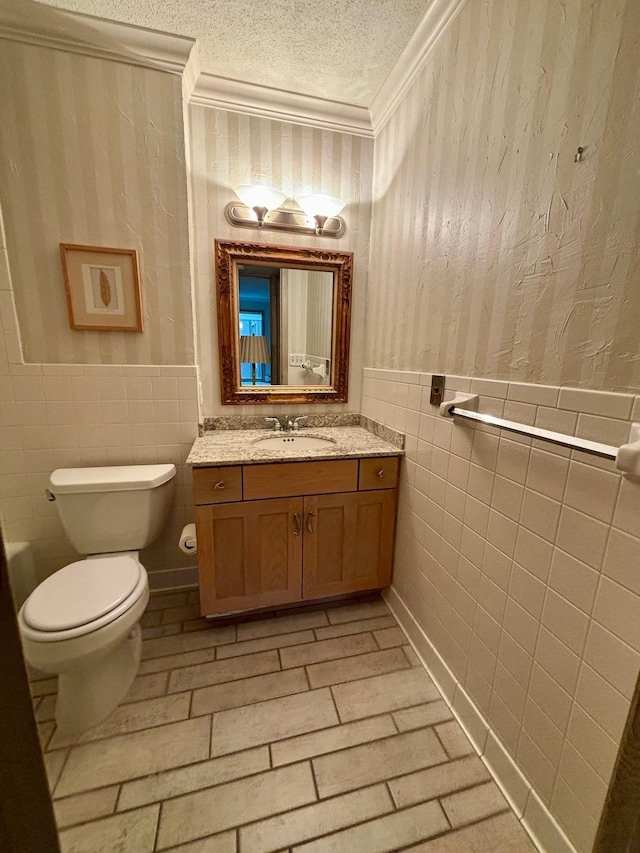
[364,368,640,853]
[0,270,199,588]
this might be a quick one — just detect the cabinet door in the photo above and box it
[302,489,396,599]
[196,498,303,616]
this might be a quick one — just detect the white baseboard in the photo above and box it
[383,585,577,853]
[147,565,198,591]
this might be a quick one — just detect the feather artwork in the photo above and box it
[99,269,111,308]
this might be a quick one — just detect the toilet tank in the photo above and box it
[48,465,176,555]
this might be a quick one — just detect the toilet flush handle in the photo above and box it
[45,489,56,502]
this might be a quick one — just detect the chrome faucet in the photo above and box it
[266,415,307,432]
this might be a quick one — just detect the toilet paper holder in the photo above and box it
[179,523,197,554]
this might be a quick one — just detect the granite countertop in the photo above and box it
[187,426,404,467]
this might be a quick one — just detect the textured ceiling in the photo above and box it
[35,0,432,106]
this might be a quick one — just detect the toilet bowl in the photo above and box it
[18,464,175,736]
[19,553,150,735]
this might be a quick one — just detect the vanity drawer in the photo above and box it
[359,457,399,490]
[193,466,243,505]
[243,459,358,500]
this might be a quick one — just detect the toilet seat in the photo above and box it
[20,555,147,642]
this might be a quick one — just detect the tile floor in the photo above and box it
[32,591,538,853]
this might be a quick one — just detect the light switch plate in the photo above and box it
[430,375,445,406]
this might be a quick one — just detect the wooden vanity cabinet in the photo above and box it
[195,497,303,615]
[193,457,398,617]
[303,490,396,600]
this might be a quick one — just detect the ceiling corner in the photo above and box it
[369,0,468,135]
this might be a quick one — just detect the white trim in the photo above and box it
[190,73,374,138]
[383,585,578,853]
[369,0,469,134]
[0,8,195,75]
[147,565,199,592]
[182,41,202,101]
[523,789,578,853]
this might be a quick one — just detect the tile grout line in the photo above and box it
[328,684,343,725]
[433,727,454,761]
[302,666,312,691]
[113,783,123,814]
[385,779,398,810]
[152,799,162,852]
[309,759,321,802]
[49,746,72,800]
[208,712,213,759]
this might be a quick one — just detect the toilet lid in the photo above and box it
[23,556,141,632]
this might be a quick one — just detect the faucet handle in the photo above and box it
[265,417,281,431]
[293,416,308,431]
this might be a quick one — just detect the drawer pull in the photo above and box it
[307,511,315,534]
[293,512,301,536]
[376,469,386,478]
[214,481,226,490]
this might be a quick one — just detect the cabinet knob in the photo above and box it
[293,512,301,536]
[376,469,386,478]
[307,511,315,534]
[214,480,226,490]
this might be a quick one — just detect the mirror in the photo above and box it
[215,240,353,404]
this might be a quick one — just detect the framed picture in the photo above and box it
[60,244,143,332]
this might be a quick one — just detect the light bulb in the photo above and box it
[233,185,286,226]
[295,194,346,218]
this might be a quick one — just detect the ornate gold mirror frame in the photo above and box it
[215,239,353,405]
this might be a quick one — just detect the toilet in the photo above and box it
[18,464,176,736]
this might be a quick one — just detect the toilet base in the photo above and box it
[55,623,142,735]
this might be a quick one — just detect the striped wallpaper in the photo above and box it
[188,105,374,415]
[366,0,640,393]
[305,271,333,361]
[0,39,194,365]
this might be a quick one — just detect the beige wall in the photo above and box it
[0,39,198,586]
[0,37,373,583]
[189,105,373,415]
[365,1,640,850]
[366,0,640,393]
[0,207,199,589]
[306,271,333,362]
[0,40,194,366]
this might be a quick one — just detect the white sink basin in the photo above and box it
[254,434,337,451]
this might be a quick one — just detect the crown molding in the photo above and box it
[191,73,373,138]
[369,0,468,134]
[0,2,466,139]
[0,8,195,75]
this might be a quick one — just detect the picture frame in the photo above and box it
[59,244,143,332]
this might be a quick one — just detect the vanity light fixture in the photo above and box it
[226,188,346,238]
[233,185,286,227]
[295,195,346,234]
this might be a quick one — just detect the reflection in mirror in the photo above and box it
[216,240,353,405]
[238,265,333,387]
